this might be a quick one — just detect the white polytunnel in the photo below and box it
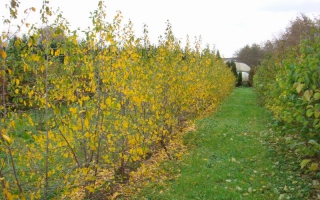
[235,62,250,73]
[241,72,249,82]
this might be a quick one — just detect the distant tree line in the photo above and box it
[233,13,320,86]
[234,14,320,67]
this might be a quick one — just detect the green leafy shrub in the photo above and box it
[254,32,320,172]
[275,36,320,153]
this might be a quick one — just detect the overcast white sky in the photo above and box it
[1,0,320,57]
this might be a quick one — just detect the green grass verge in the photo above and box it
[133,87,315,200]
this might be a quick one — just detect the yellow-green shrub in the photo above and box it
[0,1,235,199]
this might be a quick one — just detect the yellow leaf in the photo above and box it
[111,192,121,200]
[309,163,318,171]
[84,118,89,128]
[79,110,86,115]
[69,107,77,114]
[106,97,112,106]
[300,159,311,169]
[72,125,78,131]
[2,134,11,144]
[23,64,28,72]
[10,120,16,129]
[0,50,7,59]
[28,116,34,126]
[87,186,95,193]
[303,90,312,102]
[31,7,36,12]
[123,121,129,129]
[90,145,96,151]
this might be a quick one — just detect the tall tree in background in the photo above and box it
[37,26,66,51]
[216,49,221,60]
[236,14,320,67]
[235,14,320,89]
[281,13,319,49]
[234,43,264,67]
[226,60,237,78]
[237,71,242,87]
[253,14,320,105]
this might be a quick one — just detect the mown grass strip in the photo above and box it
[134,87,314,200]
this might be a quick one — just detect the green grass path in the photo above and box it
[137,87,312,199]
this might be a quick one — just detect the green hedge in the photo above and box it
[254,34,320,171]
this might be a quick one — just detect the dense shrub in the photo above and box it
[0,1,235,199]
[254,32,320,171]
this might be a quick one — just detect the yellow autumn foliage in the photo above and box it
[0,1,235,199]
